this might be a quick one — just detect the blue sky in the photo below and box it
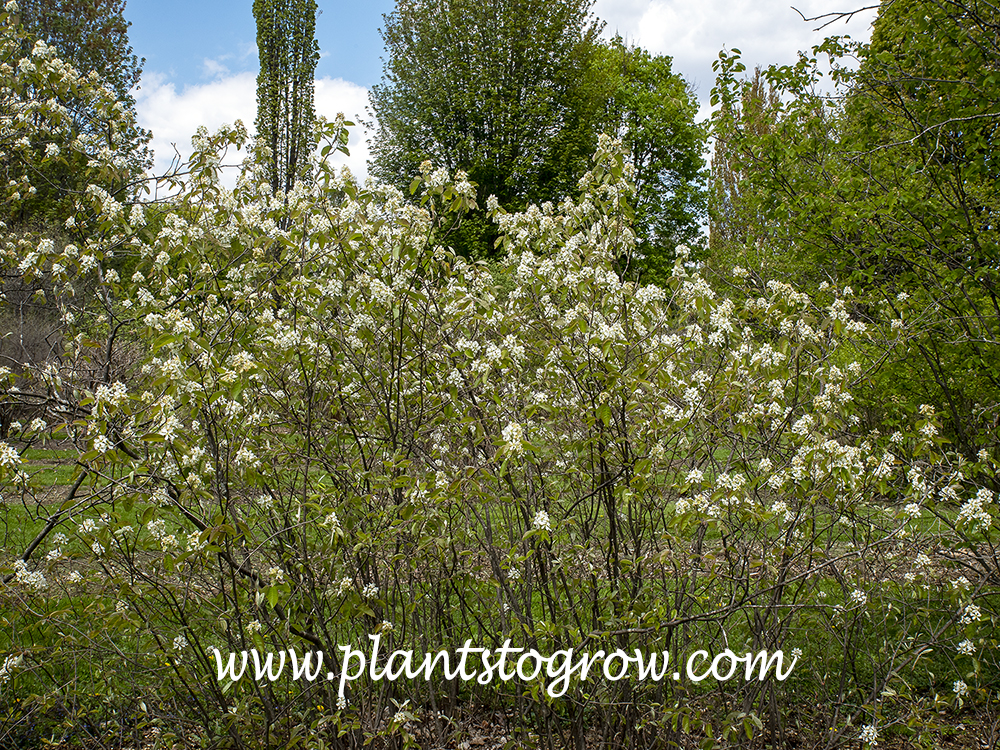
[127,0,394,89]
[124,0,878,182]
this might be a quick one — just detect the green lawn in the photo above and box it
[21,445,80,488]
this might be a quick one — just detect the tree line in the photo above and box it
[5,0,1000,497]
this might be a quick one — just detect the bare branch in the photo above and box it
[792,4,879,30]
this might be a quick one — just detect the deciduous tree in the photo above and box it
[368,0,605,256]
[369,1,707,269]
[15,0,143,105]
[253,0,319,195]
[707,0,1000,453]
[600,39,707,283]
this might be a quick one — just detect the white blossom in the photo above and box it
[267,566,285,585]
[860,723,878,746]
[532,510,551,532]
[13,560,47,592]
[0,654,23,686]
[959,604,981,625]
[502,421,524,455]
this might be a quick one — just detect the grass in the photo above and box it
[21,445,80,488]
[2,441,997,749]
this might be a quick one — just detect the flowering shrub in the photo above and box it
[1,16,998,750]
[0,2,147,227]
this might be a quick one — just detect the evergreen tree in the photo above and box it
[253,0,319,195]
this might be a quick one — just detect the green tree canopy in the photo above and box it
[599,39,706,283]
[16,0,143,105]
[707,0,1000,453]
[368,0,706,268]
[5,0,150,225]
[2,0,149,227]
[368,0,606,256]
[842,0,1000,452]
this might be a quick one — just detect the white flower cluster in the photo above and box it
[860,723,878,746]
[392,699,414,725]
[267,566,285,585]
[323,511,341,532]
[502,421,524,455]
[12,559,47,592]
[957,488,994,532]
[187,531,205,552]
[957,639,975,655]
[674,492,719,518]
[959,604,981,625]
[0,654,23,686]
[92,434,114,454]
[0,441,22,470]
[256,495,274,511]
[233,445,258,469]
[715,473,745,491]
[532,510,551,532]
[146,518,179,551]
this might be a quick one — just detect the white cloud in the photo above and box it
[315,76,371,177]
[593,0,878,108]
[135,71,371,188]
[200,56,230,79]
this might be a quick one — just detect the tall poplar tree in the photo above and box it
[253,0,319,195]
